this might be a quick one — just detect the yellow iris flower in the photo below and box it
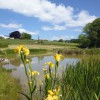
[45,89,59,100]
[43,68,47,72]
[54,54,64,62]
[44,73,50,79]
[29,70,40,76]
[44,62,54,67]
[14,45,30,55]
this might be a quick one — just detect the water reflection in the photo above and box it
[3,55,80,86]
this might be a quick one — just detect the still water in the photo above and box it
[2,55,80,86]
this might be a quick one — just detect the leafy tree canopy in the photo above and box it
[21,32,32,39]
[79,18,100,48]
[9,31,21,39]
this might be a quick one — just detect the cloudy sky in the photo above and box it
[0,0,99,40]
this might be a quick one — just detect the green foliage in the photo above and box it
[21,32,32,39]
[58,39,64,42]
[61,58,100,100]
[5,49,16,55]
[0,67,21,100]
[80,18,100,48]
[85,48,100,55]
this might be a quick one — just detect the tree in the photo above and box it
[58,39,64,42]
[9,31,21,39]
[79,18,100,48]
[21,33,32,39]
[78,34,90,48]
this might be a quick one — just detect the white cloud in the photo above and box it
[52,35,75,40]
[42,25,66,31]
[0,23,22,28]
[66,11,96,27]
[0,0,73,24]
[0,0,96,28]
[73,28,82,32]
[18,28,38,35]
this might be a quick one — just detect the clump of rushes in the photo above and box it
[14,45,39,100]
[43,54,64,99]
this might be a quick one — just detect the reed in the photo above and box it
[60,58,100,100]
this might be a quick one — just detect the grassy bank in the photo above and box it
[0,66,21,100]
[0,39,78,47]
[59,48,100,55]
[0,48,49,56]
[60,58,100,100]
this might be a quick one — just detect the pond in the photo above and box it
[2,55,80,86]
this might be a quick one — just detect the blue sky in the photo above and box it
[0,0,99,40]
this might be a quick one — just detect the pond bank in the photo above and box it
[0,66,21,100]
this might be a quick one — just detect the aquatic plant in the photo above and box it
[14,45,39,100]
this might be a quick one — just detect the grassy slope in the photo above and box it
[0,66,21,100]
[0,39,78,49]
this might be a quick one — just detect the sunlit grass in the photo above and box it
[60,58,100,100]
[0,67,21,100]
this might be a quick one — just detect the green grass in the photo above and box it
[0,43,9,48]
[4,49,16,55]
[0,39,78,47]
[40,41,78,47]
[29,49,48,54]
[0,39,36,45]
[0,67,21,100]
[0,50,5,55]
[60,58,100,100]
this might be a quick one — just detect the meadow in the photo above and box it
[0,39,100,100]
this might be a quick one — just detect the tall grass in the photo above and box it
[60,58,100,100]
[0,67,21,100]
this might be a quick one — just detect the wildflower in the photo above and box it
[28,81,32,84]
[44,62,54,67]
[22,47,30,55]
[44,73,50,79]
[43,68,47,72]
[29,70,40,76]
[14,45,30,55]
[54,54,64,62]
[45,89,59,100]
[26,59,30,63]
